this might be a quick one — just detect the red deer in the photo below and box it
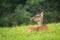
[26,11,48,32]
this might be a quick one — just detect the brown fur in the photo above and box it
[26,25,48,32]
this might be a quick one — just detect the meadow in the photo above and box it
[0,23,60,40]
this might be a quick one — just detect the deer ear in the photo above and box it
[40,11,44,16]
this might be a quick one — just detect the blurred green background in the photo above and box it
[0,0,60,27]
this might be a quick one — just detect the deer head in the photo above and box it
[30,11,44,25]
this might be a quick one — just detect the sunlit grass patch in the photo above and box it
[0,23,60,40]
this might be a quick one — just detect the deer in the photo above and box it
[26,11,48,32]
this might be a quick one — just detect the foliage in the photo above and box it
[0,0,60,27]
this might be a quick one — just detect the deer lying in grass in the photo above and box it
[26,11,48,32]
[26,25,48,32]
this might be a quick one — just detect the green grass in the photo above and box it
[0,23,60,40]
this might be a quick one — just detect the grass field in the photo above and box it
[0,23,60,40]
